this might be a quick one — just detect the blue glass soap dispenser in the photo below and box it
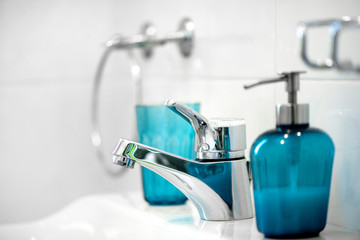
[244,71,335,238]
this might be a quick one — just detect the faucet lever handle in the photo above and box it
[164,99,215,153]
[164,99,246,161]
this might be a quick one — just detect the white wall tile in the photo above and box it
[0,0,114,84]
[0,80,142,223]
[305,80,360,230]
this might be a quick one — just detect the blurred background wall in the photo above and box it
[0,0,359,230]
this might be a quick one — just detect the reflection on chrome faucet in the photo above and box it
[187,162,232,206]
[112,139,252,221]
[112,100,253,221]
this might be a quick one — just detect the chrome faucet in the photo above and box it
[112,100,253,221]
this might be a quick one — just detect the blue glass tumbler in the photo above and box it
[135,103,200,205]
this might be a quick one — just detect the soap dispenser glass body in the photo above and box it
[136,103,199,205]
[250,124,335,238]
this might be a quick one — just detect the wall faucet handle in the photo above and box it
[164,99,247,161]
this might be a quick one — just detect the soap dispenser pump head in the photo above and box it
[244,71,309,126]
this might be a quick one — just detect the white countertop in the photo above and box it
[0,193,359,240]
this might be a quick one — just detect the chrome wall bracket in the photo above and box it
[297,16,360,73]
[106,17,195,58]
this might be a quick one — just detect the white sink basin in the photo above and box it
[0,192,358,240]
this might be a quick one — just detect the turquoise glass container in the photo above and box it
[250,124,335,238]
[136,103,200,205]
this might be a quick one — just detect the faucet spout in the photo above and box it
[112,138,253,221]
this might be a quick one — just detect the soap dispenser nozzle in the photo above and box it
[244,71,309,126]
[244,71,305,104]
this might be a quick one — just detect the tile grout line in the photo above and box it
[273,0,278,105]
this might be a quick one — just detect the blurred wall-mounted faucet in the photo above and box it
[106,18,195,58]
